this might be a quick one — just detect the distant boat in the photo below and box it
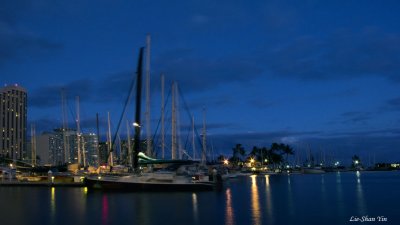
[85,47,219,191]
[302,166,326,174]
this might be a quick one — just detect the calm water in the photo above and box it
[0,171,399,225]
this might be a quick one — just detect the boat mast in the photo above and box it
[107,112,113,167]
[145,34,152,157]
[192,115,196,160]
[76,96,82,167]
[126,120,132,166]
[82,135,87,167]
[171,82,177,160]
[161,73,165,159]
[132,47,144,170]
[201,108,207,164]
[176,83,182,159]
[96,113,100,167]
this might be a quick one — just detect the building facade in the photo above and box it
[36,129,99,166]
[0,84,27,161]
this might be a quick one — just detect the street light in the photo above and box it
[133,122,140,127]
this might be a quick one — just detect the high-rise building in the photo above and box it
[0,84,27,161]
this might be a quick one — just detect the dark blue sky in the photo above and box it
[1,0,400,164]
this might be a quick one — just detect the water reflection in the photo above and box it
[264,175,273,223]
[287,175,294,216]
[50,187,56,220]
[225,188,234,225]
[250,175,261,225]
[192,193,199,224]
[356,171,367,214]
[336,172,345,217]
[321,175,327,202]
[102,195,109,225]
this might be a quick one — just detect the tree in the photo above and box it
[249,146,262,161]
[231,144,246,166]
[282,144,294,164]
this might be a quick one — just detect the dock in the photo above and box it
[0,181,85,187]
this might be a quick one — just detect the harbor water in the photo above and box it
[0,171,399,225]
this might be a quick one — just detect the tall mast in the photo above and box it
[201,108,207,164]
[161,73,165,159]
[171,82,177,160]
[76,96,82,166]
[145,34,152,157]
[96,113,100,166]
[192,115,196,160]
[31,124,36,165]
[132,47,144,170]
[176,83,182,159]
[82,135,87,167]
[107,112,113,167]
[126,120,132,166]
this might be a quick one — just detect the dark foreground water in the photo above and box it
[0,171,399,225]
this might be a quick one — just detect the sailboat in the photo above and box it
[85,47,218,191]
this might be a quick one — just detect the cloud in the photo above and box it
[262,29,400,82]
[385,97,400,111]
[29,79,93,108]
[0,1,63,65]
[338,111,373,124]
[153,49,264,93]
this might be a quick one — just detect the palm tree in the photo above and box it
[250,146,262,161]
[231,144,246,165]
[282,144,294,164]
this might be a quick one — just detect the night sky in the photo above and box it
[1,0,399,164]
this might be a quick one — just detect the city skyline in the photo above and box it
[1,0,400,163]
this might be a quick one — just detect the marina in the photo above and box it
[1,1,400,224]
[0,171,398,225]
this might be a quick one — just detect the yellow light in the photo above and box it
[98,176,102,180]
[250,158,255,163]
[223,159,229,165]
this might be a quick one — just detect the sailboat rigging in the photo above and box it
[85,46,220,191]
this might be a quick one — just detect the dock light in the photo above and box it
[335,161,340,166]
[98,176,102,180]
[223,159,229,165]
[251,167,256,171]
[133,122,140,127]
[286,165,290,169]
[355,160,359,165]
[250,158,255,164]
[51,176,55,183]
[264,159,268,163]
[9,163,13,168]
